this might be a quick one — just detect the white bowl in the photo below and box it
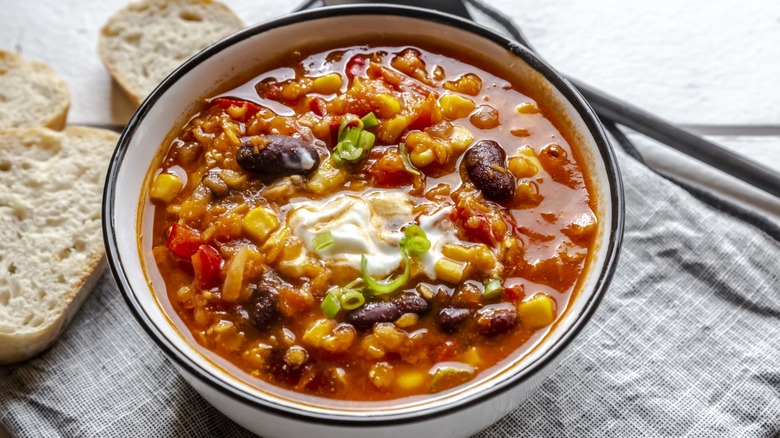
[103,5,624,437]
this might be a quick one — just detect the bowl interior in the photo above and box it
[106,10,620,419]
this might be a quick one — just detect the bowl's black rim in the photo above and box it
[103,3,625,427]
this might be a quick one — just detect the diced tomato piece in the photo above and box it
[210,98,260,122]
[309,97,327,117]
[433,341,457,362]
[451,208,495,245]
[345,55,368,78]
[165,224,203,259]
[368,149,413,188]
[191,244,223,290]
[505,284,525,302]
[408,94,439,131]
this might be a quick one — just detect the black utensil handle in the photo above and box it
[574,80,780,199]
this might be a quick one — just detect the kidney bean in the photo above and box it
[462,140,515,201]
[248,274,281,331]
[347,300,401,331]
[437,307,471,333]
[393,292,430,316]
[237,135,320,178]
[475,303,517,336]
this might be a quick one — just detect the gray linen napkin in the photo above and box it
[2,151,779,437]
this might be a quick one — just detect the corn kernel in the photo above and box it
[440,94,476,120]
[410,148,435,167]
[471,245,496,271]
[242,206,279,244]
[396,371,425,391]
[442,244,495,272]
[443,73,482,95]
[461,346,482,367]
[312,73,343,95]
[373,323,407,351]
[284,346,309,367]
[369,362,395,389]
[226,103,248,120]
[442,243,471,261]
[435,258,469,283]
[374,93,401,117]
[150,173,183,203]
[243,343,272,369]
[306,160,347,194]
[280,78,312,101]
[302,319,336,348]
[508,155,539,178]
[449,126,474,154]
[378,115,410,143]
[516,101,540,114]
[517,293,557,329]
[395,313,419,328]
[260,227,291,265]
[360,334,386,359]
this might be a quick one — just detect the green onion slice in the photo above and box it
[405,236,431,256]
[321,291,341,319]
[429,364,474,393]
[337,114,363,139]
[331,114,377,165]
[339,289,366,310]
[361,249,410,296]
[360,112,379,129]
[483,278,504,301]
[398,142,421,176]
[313,231,334,253]
[400,224,430,257]
[358,130,376,151]
[333,138,364,163]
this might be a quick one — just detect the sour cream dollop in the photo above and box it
[288,190,463,279]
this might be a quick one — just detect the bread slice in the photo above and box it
[0,51,70,130]
[98,0,243,105]
[0,127,118,364]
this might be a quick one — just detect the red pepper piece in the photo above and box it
[192,244,222,290]
[505,284,525,302]
[165,224,203,259]
[345,55,368,78]
[309,97,327,117]
[210,98,261,122]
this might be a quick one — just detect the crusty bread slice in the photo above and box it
[98,0,243,105]
[0,127,118,364]
[0,51,70,130]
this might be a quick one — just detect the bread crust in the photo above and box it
[98,0,243,105]
[0,51,71,130]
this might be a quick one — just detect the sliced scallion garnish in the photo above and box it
[331,113,378,164]
[340,289,366,310]
[361,249,410,296]
[483,278,504,301]
[398,142,420,176]
[321,291,342,319]
[360,112,379,129]
[313,231,334,253]
[400,224,430,257]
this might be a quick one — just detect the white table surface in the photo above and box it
[1,0,778,435]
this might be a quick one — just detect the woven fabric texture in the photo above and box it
[1,152,779,437]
